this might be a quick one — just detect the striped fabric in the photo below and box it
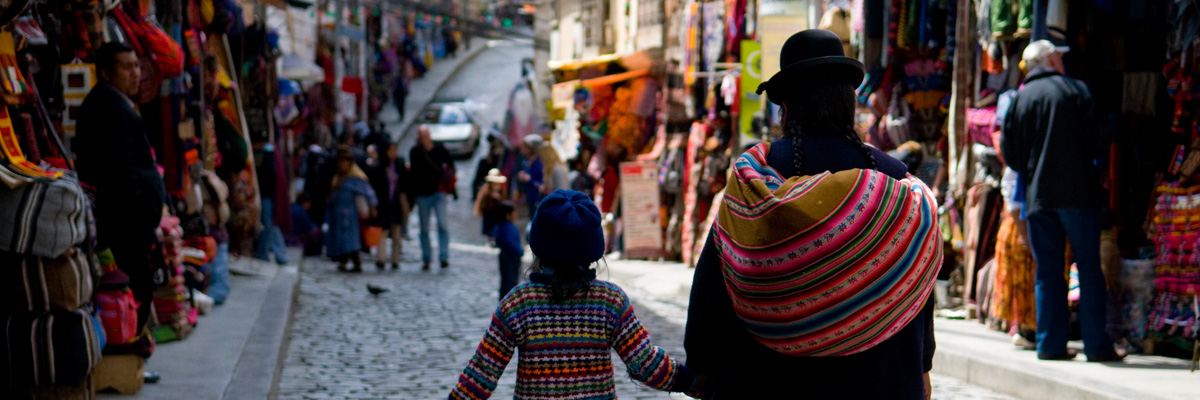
[712,143,942,357]
[449,281,692,400]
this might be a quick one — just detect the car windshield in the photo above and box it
[438,106,468,124]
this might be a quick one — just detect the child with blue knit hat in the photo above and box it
[450,190,698,399]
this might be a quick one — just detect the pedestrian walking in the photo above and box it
[409,125,455,270]
[999,40,1122,362]
[367,141,410,270]
[472,134,508,201]
[685,29,941,399]
[474,169,510,245]
[492,200,522,300]
[539,141,570,195]
[393,73,409,121]
[449,190,699,399]
[253,142,289,265]
[516,134,544,217]
[326,146,378,272]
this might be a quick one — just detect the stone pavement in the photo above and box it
[275,243,693,400]
[601,257,1196,400]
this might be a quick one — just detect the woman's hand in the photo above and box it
[685,373,710,399]
[924,372,932,400]
[518,171,531,183]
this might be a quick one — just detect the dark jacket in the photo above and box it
[1000,67,1108,215]
[409,143,454,198]
[367,156,410,225]
[75,83,165,245]
[685,135,935,399]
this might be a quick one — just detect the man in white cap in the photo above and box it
[516,134,545,217]
[1000,40,1121,362]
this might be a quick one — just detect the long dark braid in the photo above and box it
[782,83,877,173]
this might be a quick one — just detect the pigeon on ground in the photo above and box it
[367,284,389,295]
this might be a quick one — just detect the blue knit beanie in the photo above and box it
[529,190,605,268]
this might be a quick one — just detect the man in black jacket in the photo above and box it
[75,43,166,331]
[409,126,455,270]
[1000,40,1121,362]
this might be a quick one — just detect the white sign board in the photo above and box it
[620,161,662,260]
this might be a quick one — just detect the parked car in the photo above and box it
[420,101,480,158]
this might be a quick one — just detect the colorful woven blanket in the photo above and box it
[713,143,942,356]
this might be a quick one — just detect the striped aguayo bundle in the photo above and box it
[449,281,692,400]
[713,143,942,357]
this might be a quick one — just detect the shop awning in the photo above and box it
[547,54,622,71]
[580,69,649,88]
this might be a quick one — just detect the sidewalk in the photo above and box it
[97,250,300,400]
[374,37,490,144]
[601,257,1198,400]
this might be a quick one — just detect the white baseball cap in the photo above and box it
[1022,40,1070,68]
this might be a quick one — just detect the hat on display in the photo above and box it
[755,29,865,105]
[1022,40,1070,68]
[529,190,605,268]
[485,168,507,183]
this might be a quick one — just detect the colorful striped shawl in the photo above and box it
[712,143,942,356]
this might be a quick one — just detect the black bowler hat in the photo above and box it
[756,29,865,105]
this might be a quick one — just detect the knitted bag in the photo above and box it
[0,308,103,387]
[1,247,96,313]
[0,172,90,259]
[96,289,139,347]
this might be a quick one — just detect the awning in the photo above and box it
[580,69,649,88]
[547,54,621,72]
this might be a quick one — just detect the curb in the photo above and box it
[392,38,492,144]
[932,348,1117,400]
[265,258,304,400]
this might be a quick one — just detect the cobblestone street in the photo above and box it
[276,42,1014,400]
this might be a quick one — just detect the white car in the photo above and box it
[420,102,480,158]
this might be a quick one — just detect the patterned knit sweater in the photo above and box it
[449,280,694,399]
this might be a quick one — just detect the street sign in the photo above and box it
[620,161,662,260]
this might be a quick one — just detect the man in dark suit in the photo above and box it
[75,43,165,331]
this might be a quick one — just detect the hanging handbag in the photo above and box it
[108,7,161,104]
[125,10,184,79]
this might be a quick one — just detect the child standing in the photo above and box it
[449,190,697,399]
[492,200,522,301]
[473,169,510,245]
[290,193,323,257]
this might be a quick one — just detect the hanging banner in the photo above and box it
[760,14,808,84]
[740,40,762,137]
[620,161,663,260]
[701,1,725,69]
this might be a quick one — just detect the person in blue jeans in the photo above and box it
[254,143,288,265]
[409,126,455,270]
[999,41,1121,362]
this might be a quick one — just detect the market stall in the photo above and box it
[0,0,279,396]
